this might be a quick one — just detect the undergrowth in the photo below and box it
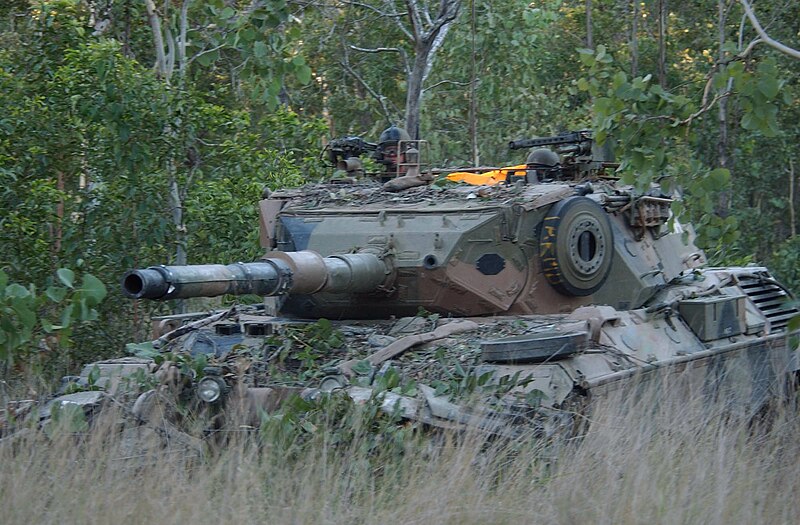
[2,375,799,524]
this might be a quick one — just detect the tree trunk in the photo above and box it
[631,0,639,77]
[168,160,187,314]
[402,0,461,140]
[790,160,796,238]
[144,0,168,79]
[468,0,479,166]
[343,0,460,140]
[657,0,668,88]
[404,50,427,140]
[716,0,731,216]
[586,0,593,49]
[51,170,64,262]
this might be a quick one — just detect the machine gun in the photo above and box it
[324,136,378,176]
[508,130,617,181]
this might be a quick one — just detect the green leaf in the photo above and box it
[741,112,756,130]
[239,28,256,42]
[126,341,159,358]
[595,45,607,61]
[10,300,36,331]
[60,304,74,329]
[708,168,730,186]
[57,268,75,289]
[220,6,235,19]
[80,274,107,305]
[45,286,68,303]
[196,50,219,67]
[721,41,738,54]
[79,298,90,321]
[728,61,745,77]
[350,360,373,376]
[757,77,778,99]
[296,65,311,85]
[5,283,31,299]
[712,70,729,91]
[253,41,268,59]
[41,319,65,333]
[577,48,595,67]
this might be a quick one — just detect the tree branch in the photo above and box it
[340,44,399,123]
[144,0,168,80]
[340,0,404,18]
[405,0,423,42]
[188,43,227,66]
[349,45,410,74]
[422,0,460,43]
[637,90,733,127]
[164,24,176,80]
[739,0,800,59]
[178,0,191,82]
[424,18,452,81]
[423,79,472,92]
[349,45,403,54]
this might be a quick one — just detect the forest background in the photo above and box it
[0,0,798,384]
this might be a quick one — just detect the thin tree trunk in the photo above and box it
[178,0,191,82]
[122,0,132,57]
[468,0,478,166]
[716,0,730,216]
[657,0,668,88]
[586,0,593,49]
[405,50,427,140]
[790,160,796,238]
[168,160,187,314]
[402,0,461,140]
[631,0,639,77]
[52,170,64,259]
[144,0,168,79]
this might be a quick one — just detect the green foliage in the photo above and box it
[268,319,345,381]
[0,0,327,380]
[257,388,415,461]
[768,237,800,295]
[0,267,106,368]
[424,0,586,166]
[575,45,788,254]
[45,402,89,436]
[183,0,311,108]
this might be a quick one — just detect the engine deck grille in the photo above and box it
[738,275,799,331]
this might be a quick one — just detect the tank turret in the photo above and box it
[124,130,701,319]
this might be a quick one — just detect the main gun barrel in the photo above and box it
[122,251,390,300]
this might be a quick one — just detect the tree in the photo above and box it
[0,0,325,367]
[313,0,461,139]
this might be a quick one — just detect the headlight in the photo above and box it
[319,374,347,392]
[197,376,225,403]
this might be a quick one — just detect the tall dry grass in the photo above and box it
[2,375,799,525]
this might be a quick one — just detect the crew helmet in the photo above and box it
[378,125,411,148]
[526,148,560,167]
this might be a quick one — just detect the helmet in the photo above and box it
[526,148,560,167]
[378,126,411,147]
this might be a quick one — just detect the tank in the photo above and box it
[7,130,798,444]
